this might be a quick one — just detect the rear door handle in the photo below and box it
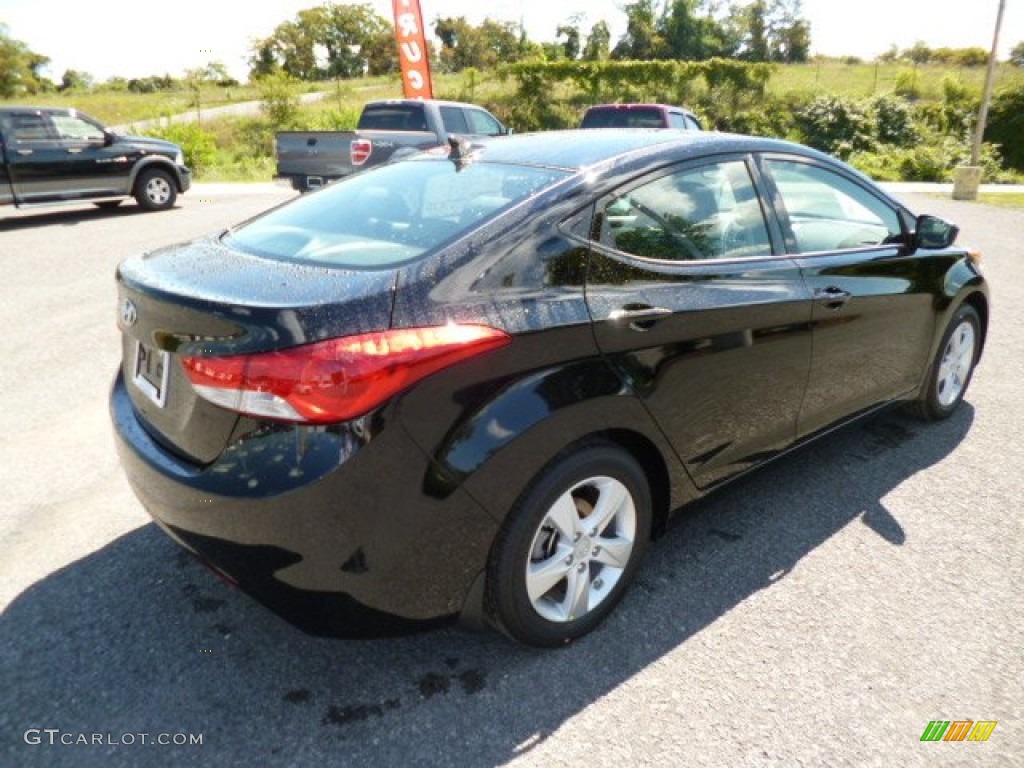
[15,149,33,156]
[815,286,852,309]
[608,306,672,331]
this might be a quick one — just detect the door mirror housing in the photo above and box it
[914,214,959,250]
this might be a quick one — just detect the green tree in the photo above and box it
[1011,41,1024,67]
[771,0,810,62]
[662,0,737,61]
[59,69,94,92]
[611,0,664,60]
[0,24,51,96]
[435,17,520,72]
[557,21,582,61]
[903,41,933,65]
[249,3,391,81]
[582,20,612,61]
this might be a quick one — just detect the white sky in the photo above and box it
[1,0,1021,83]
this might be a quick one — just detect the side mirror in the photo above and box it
[501,125,513,136]
[914,214,959,250]
[103,130,116,147]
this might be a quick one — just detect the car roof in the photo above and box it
[588,103,696,115]
[459,129,815,172]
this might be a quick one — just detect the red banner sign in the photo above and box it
[392,0,434,99]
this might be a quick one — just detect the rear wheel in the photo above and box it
[911,304,981,420]
[134,168,177,211]
[486,443,651,647]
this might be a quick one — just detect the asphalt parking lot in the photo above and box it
[1,185,1021,767]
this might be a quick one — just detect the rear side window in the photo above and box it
[357,106,428,131]
[224,159,569,268]
[601,160,772,262]
[440,106,469,134]
[5,113,52,142]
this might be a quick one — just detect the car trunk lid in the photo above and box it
[116,234,396,464]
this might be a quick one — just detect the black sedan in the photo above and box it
[111,130,988,647]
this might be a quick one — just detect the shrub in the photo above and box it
[256,71,301,129]
[871,95,919,147]
[794,96,875,158]
[985,84,1024,170]
[144,122,217,174]
[893,70,921,100]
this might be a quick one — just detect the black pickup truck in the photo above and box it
[0,107,191,211]
[275,99,511,193]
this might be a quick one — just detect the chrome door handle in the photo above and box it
[15,149,33,155]
[608,306,673,322]
[608,306,672,331]
[67,148,83,154]
[815,286,851,309]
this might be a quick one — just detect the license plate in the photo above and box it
[133,341,170,408]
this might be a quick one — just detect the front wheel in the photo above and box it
[911,303,981,420]
[134,168,177,211]
[486,443,652,647]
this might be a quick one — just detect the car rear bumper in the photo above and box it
[110,372,498,636]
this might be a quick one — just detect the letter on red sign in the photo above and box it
[392,1,433,99]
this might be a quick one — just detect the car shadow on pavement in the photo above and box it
[0,204,158,230]
[1,406,972,768]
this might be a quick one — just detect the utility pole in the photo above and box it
[955,0,1007,200]
[972,0,1007,166]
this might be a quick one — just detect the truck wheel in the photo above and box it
[134,168,177,211]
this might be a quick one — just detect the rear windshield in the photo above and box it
[223,159,570,268]
[357,105,429,131]
[582,108,666,129]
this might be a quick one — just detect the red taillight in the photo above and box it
[180,324,511,424]
[350,139,372,166]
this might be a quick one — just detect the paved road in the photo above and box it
[1,187,1021,767]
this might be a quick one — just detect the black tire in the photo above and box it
[485,443,652,647]
[94,200,122,209]
[134,168,177,211]
[910,303,981,420]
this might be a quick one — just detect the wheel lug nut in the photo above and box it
[565,554,574,565]
[592,546,601,557]
[573,532,581,542]
[577,562,586,573]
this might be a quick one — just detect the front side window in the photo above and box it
[465,109,503,136]
[766,159,902,253]
[601,160,772,262]
[51,114,104,142]
[224,159,568,268]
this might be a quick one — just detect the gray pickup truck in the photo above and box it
[0,106,191,211]
[275,99,511,193]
